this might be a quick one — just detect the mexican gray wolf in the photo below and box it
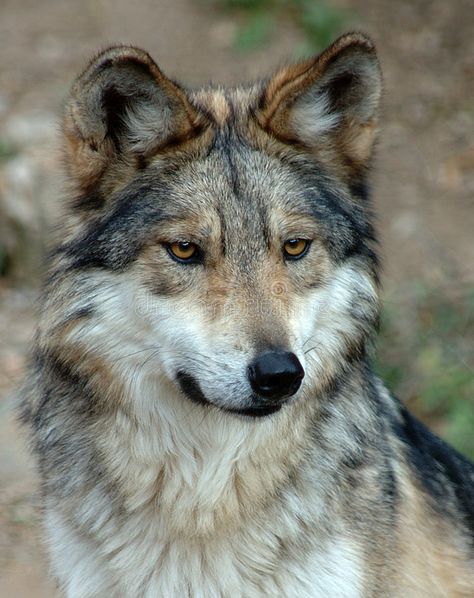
[20,33,474,597]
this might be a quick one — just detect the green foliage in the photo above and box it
[217,0,268,8]
[375,285,474,459]
[0,138,17,277]
[0,244,7,276]
[234,11,276,50]
[293,0,348,52]
[0,137,18,162]
[205,0,348,53]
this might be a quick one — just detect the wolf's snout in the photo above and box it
[248,351,304,400]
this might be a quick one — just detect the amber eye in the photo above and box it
[166,241,200,262]
[283,239,310,259]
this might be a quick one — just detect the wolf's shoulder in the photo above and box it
[388,393,474,534]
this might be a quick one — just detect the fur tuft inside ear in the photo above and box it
[63,46,203,191]
[291,90,342,139]
[258,33,382,173]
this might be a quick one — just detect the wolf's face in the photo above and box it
[45,35,381,419]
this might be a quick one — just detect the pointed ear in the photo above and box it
[63,46,205,191]
[257,33,382,177]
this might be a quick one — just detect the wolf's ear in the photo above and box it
[258,33,381,176]
[63,46,204,191]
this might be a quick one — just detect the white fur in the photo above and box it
[42,260,375,596]
[47,505,364,598]
[125,101,174,152]
[291,91,341,143]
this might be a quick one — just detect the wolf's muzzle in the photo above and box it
[247,351,304,401]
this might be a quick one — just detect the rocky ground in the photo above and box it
[0,0,473,595]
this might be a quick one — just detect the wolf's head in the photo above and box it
[43,34,381,420]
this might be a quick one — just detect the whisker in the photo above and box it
[114,346,162,361]
[304,343,322,355]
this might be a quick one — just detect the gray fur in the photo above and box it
[21,34,474,597]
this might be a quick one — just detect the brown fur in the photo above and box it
[396,472,474,596]
[20,33,474,597]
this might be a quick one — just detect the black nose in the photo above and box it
[248,351,304,400]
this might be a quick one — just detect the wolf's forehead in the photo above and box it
[165,142,300,226]
[191,86,260,126]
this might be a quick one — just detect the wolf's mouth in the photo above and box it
[176,371,209,407]
[176,371,283,418]
[223,403,282,417]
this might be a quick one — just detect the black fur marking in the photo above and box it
[100,59,159,148]
[393,403,474,537]
[381,458,399,509]
[176,371,209,407]
[64,306,94,323]
[284,158,377,265]
[26,351,122,506]
[59,178,171,272]
[225,403,282,418]
[348,178,370,203]
[102,85,129,149]
[314,182,376,261]
[31,350,106,422]
[71,192,104,211]
[323,72,356,112]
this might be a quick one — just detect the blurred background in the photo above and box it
[0,0,473,595]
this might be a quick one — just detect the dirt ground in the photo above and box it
[0,0,473,595]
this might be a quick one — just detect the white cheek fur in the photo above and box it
[67,261,377,411]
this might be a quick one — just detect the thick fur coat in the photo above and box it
[21,34,474,597]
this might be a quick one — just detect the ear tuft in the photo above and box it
[258,33,382,174]
[63,46,203,191]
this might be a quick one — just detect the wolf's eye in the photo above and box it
[283,239,310,260]
[166,241,200,263]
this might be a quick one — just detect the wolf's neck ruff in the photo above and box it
[100,371,316,537]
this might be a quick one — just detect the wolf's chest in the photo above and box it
[47,502,364,597]
[130,534,364,598]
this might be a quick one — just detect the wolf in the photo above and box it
[20,33,474,597]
